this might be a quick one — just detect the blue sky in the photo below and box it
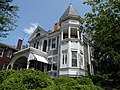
[1,0,91,47]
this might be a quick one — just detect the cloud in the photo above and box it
[23,23,38,34]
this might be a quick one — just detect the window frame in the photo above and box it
[48,55,58,71]
[50,37,57,50]
[62,52,67,65]
[7,49,13,58]
[72,51,78,67]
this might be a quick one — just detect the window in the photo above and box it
[80,55,83,67]
[0,48,4,57]
[62,52,67,64]
[71,28,77,38]
[72,51,77,67]
[7,49,13,58]
[38,42,42,50]
[63,28,68,39]
[51,37,56,49]
[36,33,40,37]
[48,56,57,71]
[36,42,39,49]
[34,43,36,48]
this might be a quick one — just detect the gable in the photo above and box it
[28,26,48,42]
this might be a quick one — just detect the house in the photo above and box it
[0,42,18,70]
[7,4,94,77]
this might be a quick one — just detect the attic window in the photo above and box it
[36,33,40,37]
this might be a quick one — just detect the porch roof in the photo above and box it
[28,53,49,64]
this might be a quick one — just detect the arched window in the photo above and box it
[36,33,40,37]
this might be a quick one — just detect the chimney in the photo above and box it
[17,39,23,50]
[54,22,60,31]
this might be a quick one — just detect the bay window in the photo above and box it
[72,51,77,67]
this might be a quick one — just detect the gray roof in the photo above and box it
[0,42,17,50]
[60,4,79,19]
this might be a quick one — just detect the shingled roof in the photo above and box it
[60,4,79,19]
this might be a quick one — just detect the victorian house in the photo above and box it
[0,42,18,70]
[7,4,94,77]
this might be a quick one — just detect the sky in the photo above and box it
[1,0,91,47]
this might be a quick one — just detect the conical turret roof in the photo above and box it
[60,4,79,19]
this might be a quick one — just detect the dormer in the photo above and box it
[28,26,48,42]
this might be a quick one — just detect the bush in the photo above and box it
[0,69,16,83]
[53,77,79,86]
[76,77,93,85]
[73,85,103,90]
[43,85,103,90]
[1,69,54,90]
[89,75,105,86]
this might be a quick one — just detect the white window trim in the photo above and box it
[71,51,78,67]
[50,37,57,50]
[62,52,67,65]
[47,55,58,71]
[7,49,13,58]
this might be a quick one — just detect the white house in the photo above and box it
[7,4,94,77]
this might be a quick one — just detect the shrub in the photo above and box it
[89,75,105,86]
[1,69,54,90]
[0,69,16,83]
[76,77,93,85]
[43,85,103,90]
[73,85,103,90]
[53,77,79,86]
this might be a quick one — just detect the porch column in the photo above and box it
[27,61,30,69]
[11,64,13,70]
[44,64,47,72]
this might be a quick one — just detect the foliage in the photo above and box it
[43,85,103,90]
[53,77,79,86]
[76,77,93,85]
[0,69,16,83]
[49,77,102,90]
[0,69,103,90]
[83,0,120,89]
[0,0,19,38]
[1,69,54,90]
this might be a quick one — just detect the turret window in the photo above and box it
[71,28,77,38]
[63,28,68,39]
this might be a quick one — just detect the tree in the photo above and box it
[83,0,120,89]
[0,0,19,38]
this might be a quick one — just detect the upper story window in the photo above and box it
[69,20,79,25]
[7,49,13,58]
[63,28,68,39]
[0,48,4,57]
[36,42,39,49]
[51,37,57,49]
[36,33,41,37]
[33,41,40,49]
[72,51,77,67]
[71,28,78,38]
[62,52,67,65]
